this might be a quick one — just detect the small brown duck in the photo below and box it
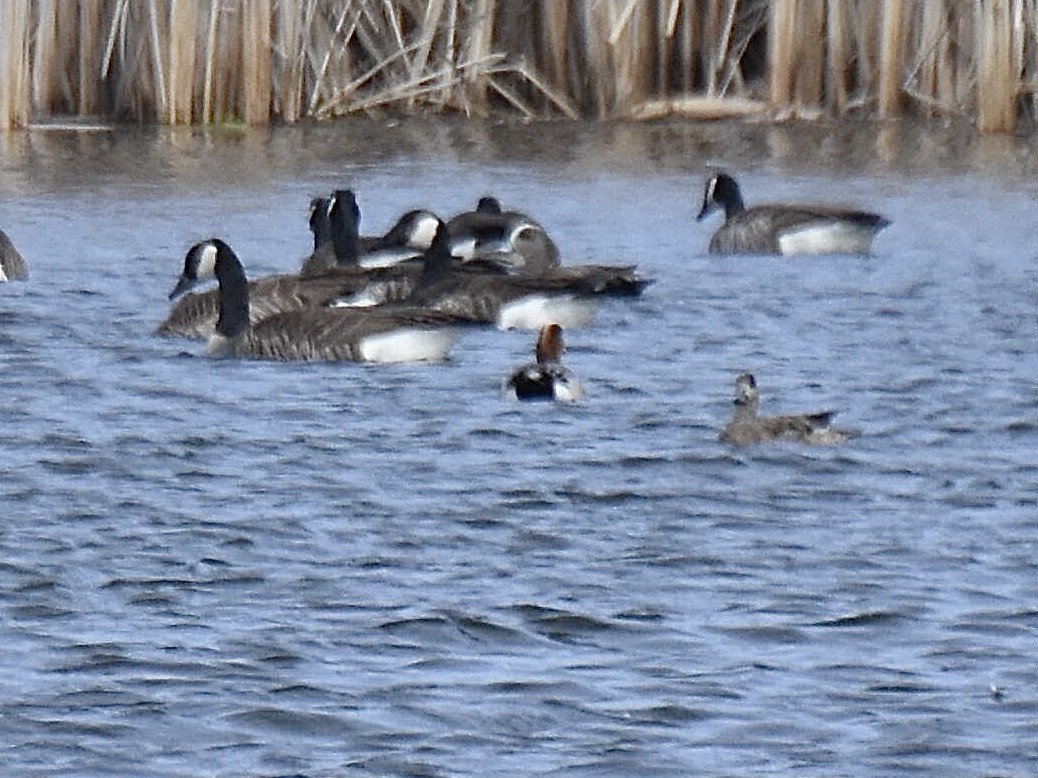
[505,323,585,402]
[719,373,855,446]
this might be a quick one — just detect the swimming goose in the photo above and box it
[400,222,648,330]
[505,323,585,402]
[158,253,362,341]
[300,190,436,276]
[0,228,28,281]
[172,239,460,363]
[719,373,856,446]
[447,196,560,273]
[696,172,890,255]
[159,191,429,338]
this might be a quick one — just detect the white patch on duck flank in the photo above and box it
[496,294,600,331]
[0,264,8,282]
[778,222,879,255]
[552,372,586,402]
[358,327,458,363]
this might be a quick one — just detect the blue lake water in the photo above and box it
[1,118,1037,776]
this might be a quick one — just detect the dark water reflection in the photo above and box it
[0,118,1037,776]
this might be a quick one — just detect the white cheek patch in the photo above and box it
[706,176,718,203]
[409,215,440,250]
[196,243,219,278]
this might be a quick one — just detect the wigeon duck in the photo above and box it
[719,373,856,446]
[170,239,460,363]
[696,172,890,255]
[0,228,28,281]
[505,323,585,402]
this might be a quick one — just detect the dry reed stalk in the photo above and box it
[536,2,571,105]
[32,0,57,114]
[607,0,650,114]
[78,0,103,115]
[826,0,847,112]
[413,0,445,88]
[0,0,31,129]
[168,0,199,123]
[503,60,580,119]
[769,0,796,108]
[978,0,1016,133]
[307,3,355,114]
[202,0,220,122]
[794,0,824,111]
[146,0,169,120]
[242,0,273,125]
[462,0,496,115]
[273,0,300,122]
[878,0,905,116]
[676,0,697,93]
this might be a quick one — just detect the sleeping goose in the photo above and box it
[407,222,648,329]
[447,196,560,273]
[505,323,584,402]
[0,228,28,281]
[696,172,890,255]
[719,373,856,445]
[171,238,460,363]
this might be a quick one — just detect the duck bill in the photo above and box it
[695,199,714,222]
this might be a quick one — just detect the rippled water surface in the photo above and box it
[1,119,1038,777]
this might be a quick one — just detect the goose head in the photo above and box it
[308,196,333,250]
[169,239,249,342]
[376,208,441,251]
[476,196,502,215]
[697,172,745,221]
[328,189,361,264]
[421,220,453,281]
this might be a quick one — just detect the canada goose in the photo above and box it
[159,191,426,339]
[505,323,585,402]
[719,373,856,445]
[395,221,649,330]
[447,196,560,273]
[171,239,460,363]
[696,173,890,255]
[300,190,436,276]
[0,228,28,281]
